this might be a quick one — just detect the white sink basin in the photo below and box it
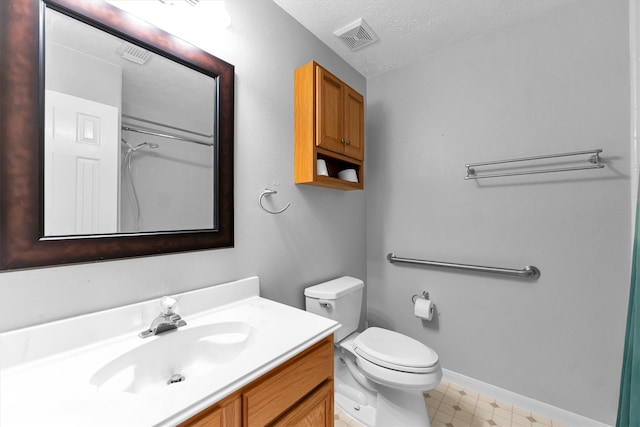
[1,277,339,427]
[90,321,255,394]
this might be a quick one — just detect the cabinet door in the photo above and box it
[316,68,344,154]
[178,396,241,427]
[343,86,364,160]
[271,381,333,427]
[243,337,333,426]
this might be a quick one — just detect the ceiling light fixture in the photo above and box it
[107,0,230,45]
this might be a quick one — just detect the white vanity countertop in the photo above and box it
[0,277,339,427]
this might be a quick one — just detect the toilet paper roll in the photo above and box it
[338,168,358,182]
[414,298,434,321]
[317,159,329,176]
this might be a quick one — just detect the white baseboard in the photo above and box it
[442,369,613,427]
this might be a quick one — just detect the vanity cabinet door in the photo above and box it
[178,395,241,427]
[242,336,333,426]
[271,380,333,427]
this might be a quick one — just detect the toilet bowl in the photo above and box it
[305,276,442,427]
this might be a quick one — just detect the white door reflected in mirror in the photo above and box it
[44,90,119,236]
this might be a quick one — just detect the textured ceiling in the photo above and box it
[272,0,578,78]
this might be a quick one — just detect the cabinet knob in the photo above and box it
[346,140,351,146]
[341,138,345,145]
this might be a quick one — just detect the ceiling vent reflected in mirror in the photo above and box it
[118,43,152,65]
[334,18,378,51]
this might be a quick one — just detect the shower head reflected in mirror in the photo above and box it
[121,138,161,231]
[130,142,160,152]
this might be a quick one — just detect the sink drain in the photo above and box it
[167,374,185,385]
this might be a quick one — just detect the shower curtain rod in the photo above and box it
[387,253,541,279]
[465,149,604,180]
[122,126,214,147]
[121,114,214,147]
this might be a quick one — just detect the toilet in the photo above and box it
[305,276,442,427]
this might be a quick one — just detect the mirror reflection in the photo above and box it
[44,7,216,236]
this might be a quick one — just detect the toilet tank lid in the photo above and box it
[304,276,364,299]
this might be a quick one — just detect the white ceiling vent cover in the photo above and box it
[334,18,378,51]
[118,43,152,65]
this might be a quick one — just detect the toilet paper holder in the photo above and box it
[411,291,430,304]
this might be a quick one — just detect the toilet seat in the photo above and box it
[354,327,439,373]
[356,353,442,391]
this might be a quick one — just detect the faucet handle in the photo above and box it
[160,296,178,315]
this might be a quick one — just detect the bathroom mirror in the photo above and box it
[0,0,234,270]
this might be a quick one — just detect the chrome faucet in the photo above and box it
[139,296,187,338]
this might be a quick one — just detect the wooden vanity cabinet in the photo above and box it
[178,336,334,427]
[294,61,364,190]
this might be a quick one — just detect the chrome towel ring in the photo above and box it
[259,189,291,214]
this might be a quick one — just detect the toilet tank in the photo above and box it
[304,276,364,342]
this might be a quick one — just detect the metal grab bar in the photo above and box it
[387,253,541,279]
[465,149,604,180]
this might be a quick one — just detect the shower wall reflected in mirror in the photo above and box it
[44,7,215,236]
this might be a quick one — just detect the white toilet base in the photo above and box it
[376,384,431,427]
[334,352,434,427]
[335,386,376,427]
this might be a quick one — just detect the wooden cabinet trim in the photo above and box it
[178,394,241,427]
[293,61,316,184]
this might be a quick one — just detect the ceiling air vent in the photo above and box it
[334,18,378,51]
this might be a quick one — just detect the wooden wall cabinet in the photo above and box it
[294,61,364,190]
[179,336,334,427]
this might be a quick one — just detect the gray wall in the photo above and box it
[366,1,630,424]
[0,0,366,331]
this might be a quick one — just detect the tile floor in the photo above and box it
[334,379,568,427]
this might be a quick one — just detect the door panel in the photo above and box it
[343,87,364,160]
[316,68,344,154]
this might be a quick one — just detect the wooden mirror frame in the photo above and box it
[0,0,234,270]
